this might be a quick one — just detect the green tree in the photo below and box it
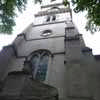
[71,0,100,33]
[0,0,28,34]
[0,0,43,34]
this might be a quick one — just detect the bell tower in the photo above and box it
[34,0,72,25]
[30,1,74,100]
[23,0,88,100]
[31,0,93,100]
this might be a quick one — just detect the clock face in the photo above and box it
[41,30,53,37]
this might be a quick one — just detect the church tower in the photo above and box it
[25,0,73,99]
[1,0,100,100]
[22,0,71,99]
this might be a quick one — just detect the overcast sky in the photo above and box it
[0,0,100,55]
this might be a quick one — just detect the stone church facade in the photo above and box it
[0,0,100,100]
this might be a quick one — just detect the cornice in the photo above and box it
[33,21,66,27]
[35,8,71,17]
[41,3,63,8]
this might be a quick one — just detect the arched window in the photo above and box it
[30,50,50,81]
[47,7,60,12]
[46,7,59,23]
[46,15,56,22]
[52,15,56,21]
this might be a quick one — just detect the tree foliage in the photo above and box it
[71,0,100,33]
[0,0,29,34]
[0,0,43,34]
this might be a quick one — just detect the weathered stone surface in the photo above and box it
[0,71,58,100]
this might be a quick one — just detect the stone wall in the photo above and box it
[0,46,15,80]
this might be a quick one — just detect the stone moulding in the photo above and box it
[65,34,82,41]
[0,72,58,100]
[94,55,100,60]
[81,47,92,53]
[41,3,63,8]
[35,8,71,17]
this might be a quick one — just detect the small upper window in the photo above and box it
[52,15,56,21]
[41,30,52,37]
[46,15,56,23]
[46,16,50,22]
